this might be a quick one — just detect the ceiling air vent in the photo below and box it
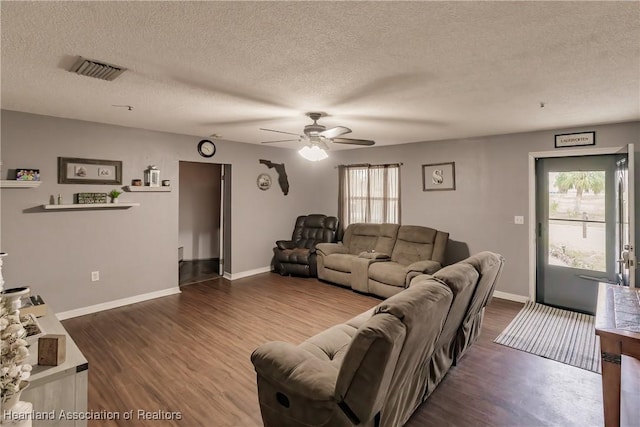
[69,56,126,81]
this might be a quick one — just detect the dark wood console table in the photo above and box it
[594,283,640,427]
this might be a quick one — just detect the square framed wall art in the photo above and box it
[422,162,456,191]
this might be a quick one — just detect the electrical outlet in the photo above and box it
[514,216,525,225]
[91,271,100,282]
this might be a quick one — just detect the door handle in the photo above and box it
[618,251,631,268]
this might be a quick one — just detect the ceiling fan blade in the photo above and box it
[332,138,375,146]
[206,116,284,126]
[261,139,299,144]
[260,128,302,137]
[320,126,351,139]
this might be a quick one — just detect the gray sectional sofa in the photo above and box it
[316,223,449,298]
[251,251,505,427]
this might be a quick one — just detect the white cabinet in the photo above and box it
[21,312,88,427]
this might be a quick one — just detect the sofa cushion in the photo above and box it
[373,224,400,255]
[299,324,358,369]
[297,309,379,371]
[390,226,437,265]
[292,214,339,249]
[343,223,378,254]
[432,262,480,298]
[343,223,399,255]
[368,262,408,288]
[322,253,359,273]
[345,308,375,329]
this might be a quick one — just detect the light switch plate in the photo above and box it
[514,216,524,225]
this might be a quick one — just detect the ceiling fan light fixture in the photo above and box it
[298,145,328,161]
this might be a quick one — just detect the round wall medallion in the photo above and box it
[257,173,272,191]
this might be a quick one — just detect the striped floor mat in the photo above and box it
[494,301,601,373]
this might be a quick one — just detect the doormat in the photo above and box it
[494,301,601,373]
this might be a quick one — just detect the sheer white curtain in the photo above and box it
[338,164,401,228]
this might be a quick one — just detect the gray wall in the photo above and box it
[323,121,640,297]
[178,161,221,261]
[0,110,334,312]
[1,110,636,312]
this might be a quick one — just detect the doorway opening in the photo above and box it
[178,161,231,286]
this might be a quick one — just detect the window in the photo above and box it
[338,163,401,228]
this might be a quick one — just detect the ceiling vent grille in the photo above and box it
[69,56,126,81]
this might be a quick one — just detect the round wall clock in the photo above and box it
[197,139,216,158]
[257,173,272,191]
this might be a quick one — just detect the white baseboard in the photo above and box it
[229,266,271,281]
[55,287,182,320]
[493,290,529,303]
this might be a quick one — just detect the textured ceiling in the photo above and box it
[1,1,639,150]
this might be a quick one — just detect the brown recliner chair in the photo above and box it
[273,214,339,277]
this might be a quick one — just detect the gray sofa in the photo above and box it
[316,223,449,298]
[251,251,505,427]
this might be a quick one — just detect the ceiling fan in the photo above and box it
[260,112,376,147]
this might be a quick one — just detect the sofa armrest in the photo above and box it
[251,341,337,400]
[275,240,296,250]
[407,260,442,274]
[358,251,390,260]
[405,261,442,287]
[316,242,348,257]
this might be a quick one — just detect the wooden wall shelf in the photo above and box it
[42,203,139,210]
[1,180,42,188]
[124,186,171,192]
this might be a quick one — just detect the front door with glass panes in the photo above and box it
[536,155,617,314]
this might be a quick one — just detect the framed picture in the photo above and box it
[58,157,122,184]
[422,162,456,191]
[555,132,595,148]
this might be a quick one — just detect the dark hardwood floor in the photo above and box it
[62,274,605,427]
[179,259,219,286]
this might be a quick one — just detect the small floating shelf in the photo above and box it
[1,180,42,188]
[123,186,171,192]
[42,203,140,210]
